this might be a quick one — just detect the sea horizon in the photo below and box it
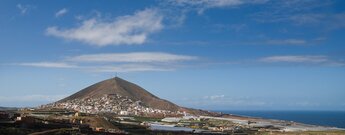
[216,110,345,128]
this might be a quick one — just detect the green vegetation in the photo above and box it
[206,119,235,127]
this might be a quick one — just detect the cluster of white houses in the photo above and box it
[43,94,184,116]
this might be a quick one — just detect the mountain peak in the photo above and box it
[58,77,180,112]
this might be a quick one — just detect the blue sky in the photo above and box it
[1,0,345,110]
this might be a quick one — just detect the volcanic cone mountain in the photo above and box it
[58,77,180,111]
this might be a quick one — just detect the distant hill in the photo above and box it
[53,77,218,116]
[0,106,19,111]
[59,77,180,111]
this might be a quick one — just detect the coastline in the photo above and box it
[216,110,345,128]
[212,110,345,132]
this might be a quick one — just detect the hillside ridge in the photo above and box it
[58,77,180,111]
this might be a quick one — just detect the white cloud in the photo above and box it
[0,94,67,102]
[289,14,325,25]
[185,96,269,107]
[87,64,174,73]
[16,4,34,14]
[55,8,68,17]
[67,52,198,63]
[289,101,320,107]
[174,0,243,7]
[171,0,268,14]
[16,52,198,72]
[260,55,328,63]
[204,95,225,100]
[253,1,345,30]
[174,0,268,8]
[18,62,78,68]
[259,55,345,66]
[266,39,306,45]
[46,8,163,46]
[311,13,345,30]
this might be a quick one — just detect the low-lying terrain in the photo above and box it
[1,108,344,135]
[1,77,344,134]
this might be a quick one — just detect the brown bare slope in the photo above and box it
[58,77,180,111]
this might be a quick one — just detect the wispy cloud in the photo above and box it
[288,13,325,25]
[204,95,225,100]
[260,55,328,63]
[0,94,67,102]
[55,8,68,18]
[67,52,197,63]
[253,0,331,21]
[253,0,345,29]
[18,62,78,68]
[16,4,34,14]
[46,8,163,46]
[169,0,268,14]
[15,53,344,71]
[245,37,326,46]
[86,64,174,73]
[16,52,198,72]
[259,55,345,66]
[158,0,268,28]
[260,13,345,29]
[266,39,306,45]
[181,96,269,108]
[288,101,320,107]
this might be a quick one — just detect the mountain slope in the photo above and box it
[58,77,180,111]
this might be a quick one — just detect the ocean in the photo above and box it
[218,110,345,128]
